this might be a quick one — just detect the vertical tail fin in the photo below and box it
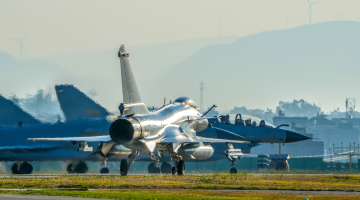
[55,84,110,121]
[118,44,149,115]
[0,95,41,127]
[119,44,143,104]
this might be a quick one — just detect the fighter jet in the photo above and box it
[29,44,247,175]
[53,83,256,174]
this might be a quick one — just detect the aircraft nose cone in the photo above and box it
[285,131,311,143]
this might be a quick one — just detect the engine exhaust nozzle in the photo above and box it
[109,119,135,144]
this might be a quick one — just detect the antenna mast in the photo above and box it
[346,98,356,119]
[200,82,204,112]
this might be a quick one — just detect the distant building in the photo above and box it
[307,114,360,154]
[273,110,308,130]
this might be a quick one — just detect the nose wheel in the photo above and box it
[11,162,33,174]
[230,167,237,174]
[100,159,109,174]
[148,163,161,174]
[161,162,172,174]
[100,167,110,174]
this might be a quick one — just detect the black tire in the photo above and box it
[148,163,154,173]
[153,167,161,174]
[67,163,75,173]
[11,163,21,174]
[172,167,176,175]
[75,162,88,173]
[100,167,110,174]
[161,162,172,174]
[120,159,128,176]
[230,167,237,174]
[20,162,33,174]
[177,160,185,175]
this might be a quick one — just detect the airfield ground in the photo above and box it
[0,174,359,199]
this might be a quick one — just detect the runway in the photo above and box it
[0,194,112,200]
[0,188,359,195]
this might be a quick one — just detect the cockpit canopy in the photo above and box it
[174,96,197,108]
[215,114,275,128]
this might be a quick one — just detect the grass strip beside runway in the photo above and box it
[0,174,359,192]
[0,189,359,200]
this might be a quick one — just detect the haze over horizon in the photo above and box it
[1,0,360,115]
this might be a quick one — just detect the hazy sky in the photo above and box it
[1,0,360,114]
[1,0,360,57]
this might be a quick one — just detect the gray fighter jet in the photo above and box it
[29,44,246,175]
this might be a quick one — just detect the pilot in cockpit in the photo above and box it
[220,115,232,125]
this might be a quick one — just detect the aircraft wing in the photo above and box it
[157,126,247,144]
[28,135,111,142]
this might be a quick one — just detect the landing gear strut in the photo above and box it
[177,160,185,175]
[120,150,139,176]
[169,152,185,175]
[229,158,237,174]
[11,162,33,174]
[100,159,109,174]
[148,154,161,174]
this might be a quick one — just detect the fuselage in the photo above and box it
[0,119,109,162]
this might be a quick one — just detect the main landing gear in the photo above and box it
[120,150,139,176]
[147,162,172,174]
[11,162,33,174]
[170,153,185,175]
[67,162,88,173]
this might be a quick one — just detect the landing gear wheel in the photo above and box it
[11,163,20,174]
[153,167,161,174]
[161,162,172,174]
[230,167,237,174]
[20,162,33,174]
[67,163,75,173]
[100,167,109,174]
[120,159,128,176]
[148,163,154,173]
[172,167,176,175]
[177,160,185,175]
[75,162,88,173]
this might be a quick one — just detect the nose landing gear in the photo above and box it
[120,150,139,176]
[100,159,109,174]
